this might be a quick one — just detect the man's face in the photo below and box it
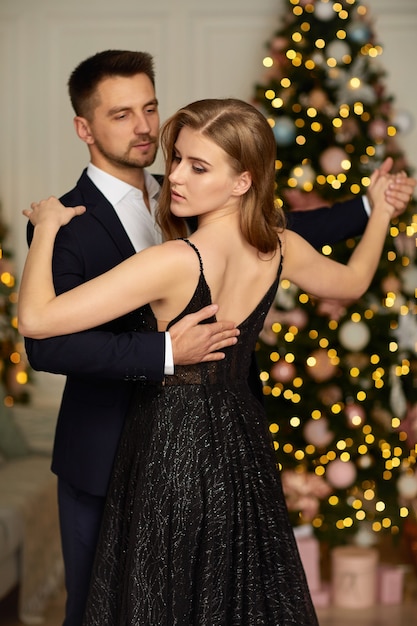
[82,73,160,175]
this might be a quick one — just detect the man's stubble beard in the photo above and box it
[94,137,159,171]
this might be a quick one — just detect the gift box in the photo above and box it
[310,583,331,608]
[331,545,379,609]
[295,535,321,593]
[378,564,405,605]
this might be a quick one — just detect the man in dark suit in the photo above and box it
[24,50,415,626]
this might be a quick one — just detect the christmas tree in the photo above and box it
[0,206,30,406]
[252,0,417,549]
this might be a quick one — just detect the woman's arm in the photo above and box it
[286,159,415,249]
[18,198,192,339]
[282,174,395,299]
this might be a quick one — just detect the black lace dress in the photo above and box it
[83,240,318,625]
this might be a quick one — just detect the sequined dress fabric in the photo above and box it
[83,239,318,626]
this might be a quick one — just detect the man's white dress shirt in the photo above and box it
[87,163,173,374]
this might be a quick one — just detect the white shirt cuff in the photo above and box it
[362,195,372,217]
[164,332,174,375]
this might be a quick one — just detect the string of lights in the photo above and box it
[252,0,417,549]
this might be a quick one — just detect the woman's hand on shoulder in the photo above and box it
[23,196,86,228]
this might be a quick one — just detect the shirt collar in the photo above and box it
[86,163,161,205]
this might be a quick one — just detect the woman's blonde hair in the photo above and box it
[157,98,285,254]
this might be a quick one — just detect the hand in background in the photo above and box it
[367,156,416,218]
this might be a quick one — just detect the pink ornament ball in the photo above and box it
[307,348,337,383]
[287,307,309,330]
[303,417,334,448]
[309,88,328,110]
[326,459,357,489]
[381,274,401,294]
[270,360,296,384]
[271,37,287,52]
[344,403,366,428]
[368,119,387,141]
[318,384,343,406]
[319,147,348,175]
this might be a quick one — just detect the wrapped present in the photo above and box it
[331,546,379,609]
[378,565,405,605]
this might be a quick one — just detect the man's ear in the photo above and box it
[73,116,94,145]
[233,171,252,196]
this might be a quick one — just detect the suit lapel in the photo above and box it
[77,170,136,258]
[77,170,197,249]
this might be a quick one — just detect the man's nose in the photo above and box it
[133,113,151,135]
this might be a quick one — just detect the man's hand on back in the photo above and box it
[169,304,240,364]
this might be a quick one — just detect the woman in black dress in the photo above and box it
[19,98,396,625]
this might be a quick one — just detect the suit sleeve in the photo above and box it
[24,222,165,382]
[286,197,368,249]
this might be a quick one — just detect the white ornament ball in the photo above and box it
[397,473,417,500]
[394,109,414,134]
[401,265,417,295]
[311,51,326,67]
[314,0,336,21]
[338,320,371,352]
[326,40,350,63]
[303,417,334,448]
[274,284,297,310]
[289,163,316,187]
[357,454,373,469]
[326,459,357,489]
[374,144,386,159]
[354,84,377,106]
[354,524,378,547]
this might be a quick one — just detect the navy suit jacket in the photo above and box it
[25,171,166,496]
[24,169,367,496]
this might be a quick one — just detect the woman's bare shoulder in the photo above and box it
[134,238,200,271]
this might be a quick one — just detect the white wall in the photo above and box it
[0,0,416,399]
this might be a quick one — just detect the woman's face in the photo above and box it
[168,126,246,221]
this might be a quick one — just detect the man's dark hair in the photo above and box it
[68,49,155,118]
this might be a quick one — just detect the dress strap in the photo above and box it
[180,238,204,273]
[277,235,283,278]
[180,236,283,279]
